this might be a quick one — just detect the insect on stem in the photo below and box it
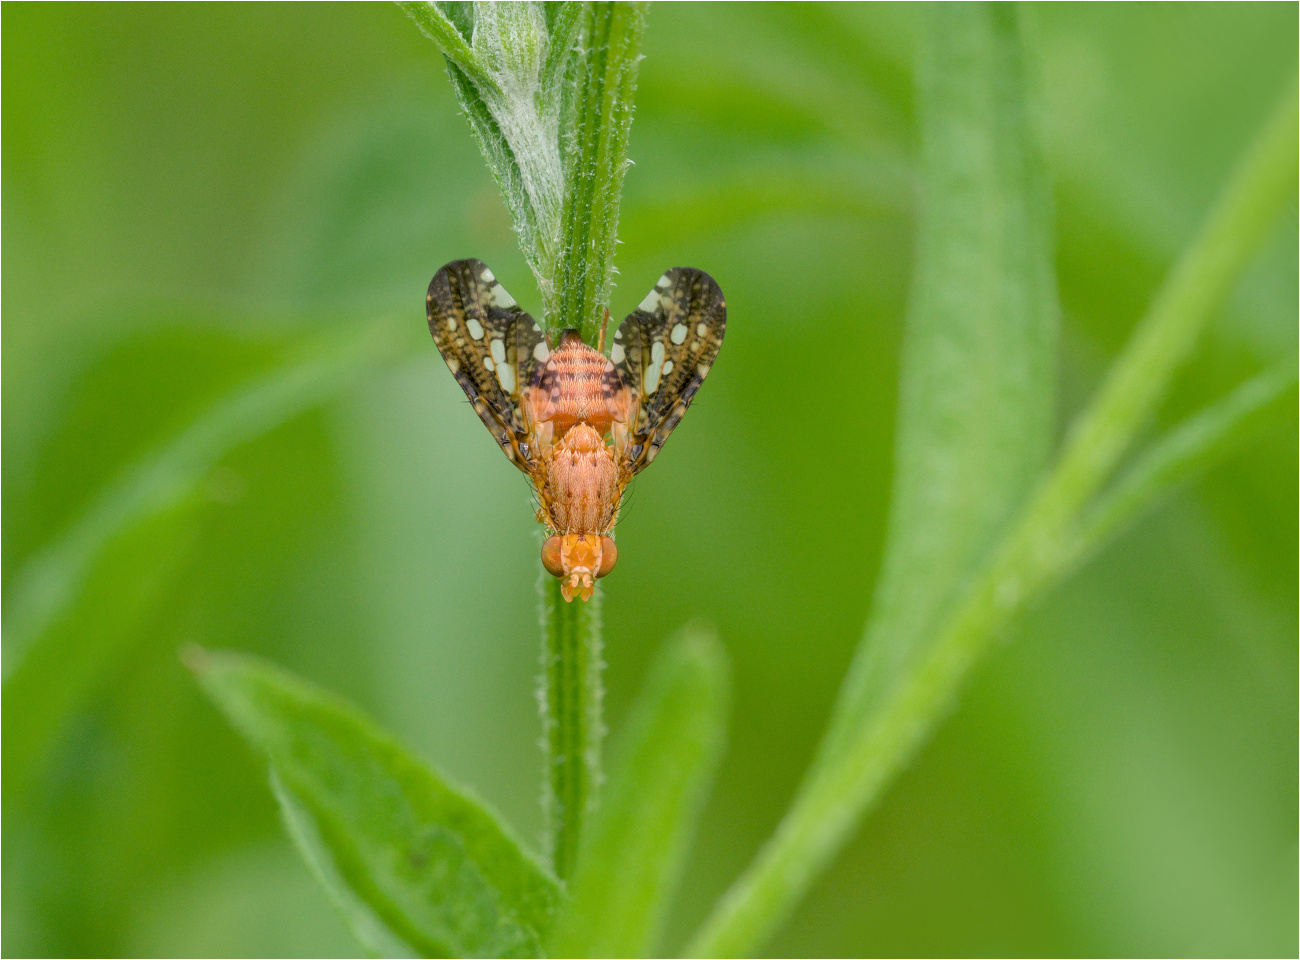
[424,258,727,599]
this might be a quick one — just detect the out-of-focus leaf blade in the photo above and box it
[1066,360,1298,571]
[689,6,1062,955]
[189,648,561,959]
[3,316,411,675]
[821,1,1059,761]
[0,317,412,797]
[2,499,201,802]
[549,628,730,959]
[692,24,1296,960]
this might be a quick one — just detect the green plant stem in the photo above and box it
[687,76,1297,960]
[550,627,730,958]
[539,575,604,881]
[404,0,645,884]
[554,1,647,343]
[534,0,643,882]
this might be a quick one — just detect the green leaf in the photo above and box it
[400,1,583,327]
[689,46,1298,960]
[819,0,1058,769]
[689,6,1060,954]
[549,627,730,958]
[2,498,201,803]
[399,2,492,89]
[2,317,412,796]
[273,773,421,959]
[189,647,562,959]
[1065,360,1298,572]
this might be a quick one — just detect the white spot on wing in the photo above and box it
[483,356,495,371]
[446,357,460,373]
[644,340,666,394]
[670,323,688,344]
[662,359,673,376]
[638,289,662,313]
[697,322,709,337]
[644,362,662,394]
[480,267,496,282]
[655,273,672,290]
[490,339,506,364]
[446,317,457,331]
[497,363,516,392]
[489,284,517,308]
[467,318,485,340]
[533,341,551,362]
[610,343,625,364]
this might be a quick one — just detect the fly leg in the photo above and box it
[597,307,611,354]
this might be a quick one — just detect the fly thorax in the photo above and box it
[545,331,618,436]
[544,423,619,534]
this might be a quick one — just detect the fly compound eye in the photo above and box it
[541,535,564,578]
[597,537,618,578]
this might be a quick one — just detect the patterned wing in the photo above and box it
[426,259,549,472]
[611,267,726,477]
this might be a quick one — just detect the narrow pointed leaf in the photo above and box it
[2,317,409,795]
[3,500,201,802]
[689,6,1061,954]
[820,1,1058,764]
[1065,361,1298,571]
[400,1,584,324]
[690,34,1297,960]
[549,628,730,958]
[190,648,562,959]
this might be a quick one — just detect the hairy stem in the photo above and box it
[688,73,1297,960]
[534,1,644,880]
[404,2,646,880]
[539,575,604,881]
[554,1,647,343]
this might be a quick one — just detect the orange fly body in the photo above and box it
[426,259,725,601]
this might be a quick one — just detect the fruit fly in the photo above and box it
[426,259,726,600]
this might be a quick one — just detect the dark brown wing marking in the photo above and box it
[426,259,549,471]
[611,268,726,478]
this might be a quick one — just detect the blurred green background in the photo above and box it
[3,3,1296,956]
